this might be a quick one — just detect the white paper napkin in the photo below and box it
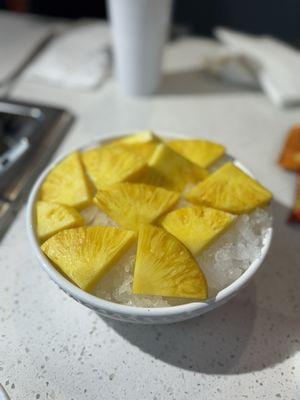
[209,27,300,107]
[23,22,111,89]
[0,12,55,96]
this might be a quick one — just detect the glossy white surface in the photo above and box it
[108,0,172,95]
[0,15,299,400]
[0,384,10,400]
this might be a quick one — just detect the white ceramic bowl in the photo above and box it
[0,384,10,400]
[26,133,273,324]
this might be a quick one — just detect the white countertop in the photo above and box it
[0,13,299,400]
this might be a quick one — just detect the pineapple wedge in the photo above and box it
[81,145,147,190]
[132,165,174,190]
[114,142,158,162]
[108,131,159,162]
[168,139,225,168]
[94,182,179,230]
[41,226,136,291]
[133,225,208,299]
[186,162,272,214]
[39,152,92,209]
[149,143,208,192]
[36,201,84,242]
[161,206,235,255]
[111,130,158,145]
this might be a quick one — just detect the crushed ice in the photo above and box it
[82,205,272,307]
[198,208,272,297]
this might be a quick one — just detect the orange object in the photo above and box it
[288,175,300,223]
[5,0,28,12]
[279,125,300,171]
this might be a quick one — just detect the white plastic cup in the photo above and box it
[108,0,172,96]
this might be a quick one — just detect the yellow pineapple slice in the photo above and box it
[109,131,160,162]
[168,139,225,168]
[81,145,147,190]
[111,130,158,145]
[41,226,136,291]
[161,206,235,255]
[36,201,84,242]
[94,182,179,230]
[133,225,207,299]
[131,165,174,190]
[186,162,272,214]
[39,152,92,209]
[148,143,208,192]
[114,142,158,162]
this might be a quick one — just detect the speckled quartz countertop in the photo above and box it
[0,14,300,400]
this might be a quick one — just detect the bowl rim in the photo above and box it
[26,132,273,318]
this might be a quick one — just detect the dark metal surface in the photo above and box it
[0,98,75,240]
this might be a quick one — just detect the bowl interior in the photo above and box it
[26,132,273,319]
